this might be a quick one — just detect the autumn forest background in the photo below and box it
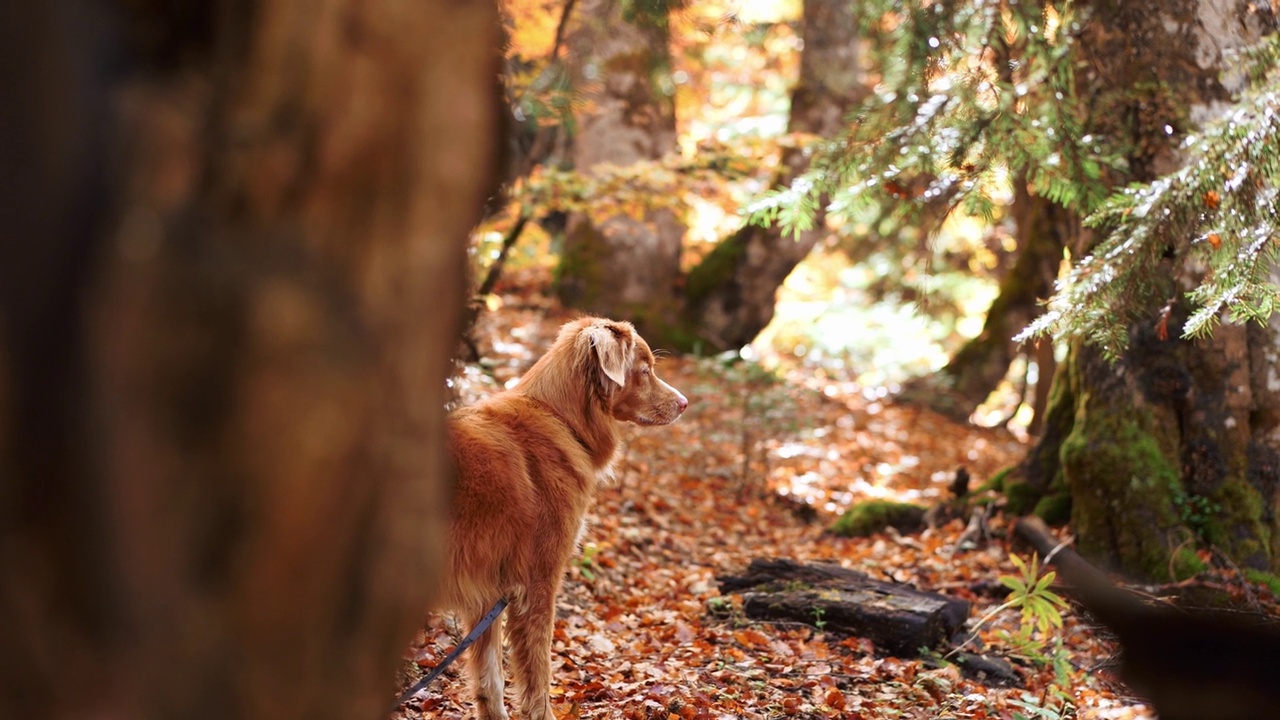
[3,1,1280,720]
[440,0,1280,716]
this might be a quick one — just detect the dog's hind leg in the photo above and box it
[467,610,509,720]
[506,582,557,720]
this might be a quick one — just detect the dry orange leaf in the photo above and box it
[825,687,847,710]
[733,628,771,649]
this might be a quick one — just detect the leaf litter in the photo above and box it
[400,300,1158,720]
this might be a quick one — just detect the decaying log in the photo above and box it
[1015,516,1280,720]
[717,558,970,656]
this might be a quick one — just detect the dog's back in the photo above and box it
[444,394,598,613]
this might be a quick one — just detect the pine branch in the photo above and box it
[1025,57,1280,356]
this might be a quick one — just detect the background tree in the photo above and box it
[762,0,1280,579]
[1011,2,1280,579]
[899,183,1071,424]
[680,0,865,351]
[0,2,500,718]
[552,0,686,335]
[492,0,861,350]
[750,0,1115,417]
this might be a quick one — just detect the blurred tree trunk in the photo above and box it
[901,181,1069,422]
[0,2,499,720]
[553,0,684,337]
[1004,0,1280,580]
[677,0,864,352]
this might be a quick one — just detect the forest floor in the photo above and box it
[395,281,1157,720]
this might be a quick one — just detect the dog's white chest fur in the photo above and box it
[573,515,592,551]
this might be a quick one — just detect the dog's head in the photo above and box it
[573,318,688,426]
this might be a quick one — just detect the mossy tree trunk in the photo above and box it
[1009,0,1279,581]
[1032,313,1276,581]
[0,2,499,719]
[677,0,864,352]
[554,0,684,337]
[552,0,863,351]
[902,181,1069,421]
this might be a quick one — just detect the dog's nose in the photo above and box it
[675,391,688,414]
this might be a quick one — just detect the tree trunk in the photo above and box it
[0,3,499,720]
[554,0,684,337]
[1013,0,1279,580]
[679,0,864,352]
[902,182,1069,421]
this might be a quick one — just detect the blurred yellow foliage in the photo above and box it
[502,0,562,58]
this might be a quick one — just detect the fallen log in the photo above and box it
[717,558,970,656]
[1014,516,1280,720]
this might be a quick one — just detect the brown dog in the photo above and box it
[442,317,687,720]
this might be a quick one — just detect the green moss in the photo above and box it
[1033,492,1072,526]
[1055,343,1276,579]
[1062,400,1186,581]
[1201,479,1270,569]
[554,220,609,310]
[1171,546,1207,581]
[1022,357,1076,493]
[650,313,707,355]
[1004,479,1040,516]
[683,230,747,307]
[1244,569,1280,597]
[829,500,926,538]
[978,467,1012,493]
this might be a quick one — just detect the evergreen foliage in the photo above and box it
[1024,36,1280,355]
[749,1,1280,357]
[749,0,1116,234]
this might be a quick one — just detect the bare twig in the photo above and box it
[548,0,577,65]
[460,213,532,360]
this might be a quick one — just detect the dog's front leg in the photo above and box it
[506,582,558,720]
[467,611,509,720]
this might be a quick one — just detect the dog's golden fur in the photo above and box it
[442,317,687,720]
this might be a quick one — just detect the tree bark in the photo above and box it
[1014,0,1280,579]
[549,0,863,351]
[679,0,865,352]
[554,0,684,337]
[0,2,499,719]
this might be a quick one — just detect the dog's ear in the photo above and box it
[579,321,634,388]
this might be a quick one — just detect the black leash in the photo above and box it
[392,598,508,712]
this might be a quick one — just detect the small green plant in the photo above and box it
[730,359,790,488]
[1172,488,1222,543]
[812,606,827,631]
[1009,688,1076,720]
[692,355,801,491]
[706,596,734,618]
[953,553,1070,662]
[1000,554,1070,637]
[577,542,601,581]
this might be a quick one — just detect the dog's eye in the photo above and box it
[641,365,651,375]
